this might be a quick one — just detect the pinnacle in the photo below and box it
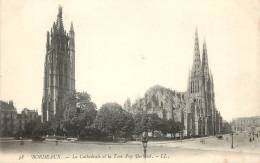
[70,22,74,32]
[58,5,62,17]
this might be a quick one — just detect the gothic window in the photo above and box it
[59,63,63,87]
[193,81,195,93]
[196,80,198,93]
[196,80,198,92]
[191,81,193,93]
[64,64,67,88]
[194,81,195,93]
[198,80,200,92]
[190,82,192,93]
[194,81,196,93]
[195,80,197,93]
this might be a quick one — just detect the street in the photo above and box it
[0,133,259,163]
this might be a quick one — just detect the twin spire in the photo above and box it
[192,28,209,76]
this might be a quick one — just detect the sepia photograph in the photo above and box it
[0,0,260,163]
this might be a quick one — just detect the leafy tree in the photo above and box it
[133,113,162,137]
[123,98,132,112]
[79,127,108,140]
[159,118,169,135]
[95,103,134,139]
[63,91,97,137]
[175,121,184,138]
[168,119,177,138]
[23,119,42,137]
[133,113,143,135]
[147,113,162,136]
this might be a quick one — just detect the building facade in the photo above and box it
[232,116,260,133]
[0,100,41,136]
[42,6,76,122]
[0,101,18,136]
[128,30,223,137]
[17,108,41,131]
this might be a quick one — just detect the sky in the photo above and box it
[0,0,260,121]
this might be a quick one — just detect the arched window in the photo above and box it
[64,64,67,88]
[59,63,63,87]
[195,80,197,93]
[190,81,192,93]
[191,81,193,93]
[197,80,199,92]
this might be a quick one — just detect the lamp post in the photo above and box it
[142,131,148,159]
[230,131,234,149]
[141,100,149,159]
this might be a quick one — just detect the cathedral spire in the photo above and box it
[192,28,201,75]
[56,5,64,32]
[70,22,74,32]
[69,22,75,47]
[202,40,209,76]
[46,31,50,50]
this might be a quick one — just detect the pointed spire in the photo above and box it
[202,40,208,63]
[192,28,201,75]
[56,5,64,32]
[46,31,50,50]
[69,22,75,48]
[58,5,62,17]
[194,28,200,55]
[202,39,209,77]
[70,22,74,32]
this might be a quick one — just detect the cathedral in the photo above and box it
[128,30,223,137]
[42,6,75,122]
[41,6,223,137]
[184,29,222,136]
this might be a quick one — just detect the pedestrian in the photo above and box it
[249,137,252,142]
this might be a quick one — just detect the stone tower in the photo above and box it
[42,6,75,122]
[186,29,217,136]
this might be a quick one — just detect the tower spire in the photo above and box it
[56,5,64,32]
[202,39,209,77]
[70,22,74,32]
[192,28,201,75]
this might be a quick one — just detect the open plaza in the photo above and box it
[0,132,259,163]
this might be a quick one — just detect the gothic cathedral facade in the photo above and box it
[128,30,223,137]
[184,29,222,136]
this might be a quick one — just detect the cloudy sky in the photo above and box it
[1,0,259,121]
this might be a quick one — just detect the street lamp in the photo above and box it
[230,131,234,149]
[142,131,148,159]
[141,100,149,159]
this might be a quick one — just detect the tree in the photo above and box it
[123,98,132,112]
[159,119,169,135]
[147,113,162,136]
[133,113,143,135]
[168,119,177,138]
[23,119,42,137]
[95,103,134,139]
[63,91,97,137]
[175,121,184,138]
[120,112,135,138]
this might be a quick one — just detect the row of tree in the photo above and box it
[18,92,184,140]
